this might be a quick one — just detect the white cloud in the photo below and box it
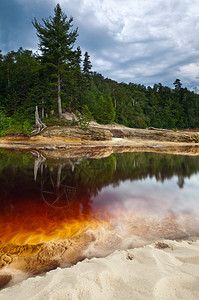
[2,0,199,87]
[178,63,199,89]
[179,63,199,79]
[59,0,199,86]
[91,56,113,72]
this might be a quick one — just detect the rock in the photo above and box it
[63,112,78,122]
[108,128,199,143]
[88,129,113,140]
[42,127,113,141]
[109,129,126,138]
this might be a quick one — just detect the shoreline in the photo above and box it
[0,238,199,299]
[0,125,199,158]
[0,136,199,158]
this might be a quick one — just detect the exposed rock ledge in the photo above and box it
[0,125,199,158]
[107,127,199,143]
[41,125,199,143]
[42,126,113,141]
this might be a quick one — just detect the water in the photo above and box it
[0,149,199,282]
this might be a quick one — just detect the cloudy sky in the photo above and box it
[1,0,199,89]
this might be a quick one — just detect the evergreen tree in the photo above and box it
[94,95,115,124]
[32,4,78,118]
[173,79,182,90]
[83,52,92,75]
[74,46,82,68]
[67,46,83,109]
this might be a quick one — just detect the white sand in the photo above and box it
[0,239,199,300]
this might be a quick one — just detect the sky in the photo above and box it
[1,0,199,90]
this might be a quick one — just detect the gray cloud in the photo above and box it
[1,0,199,89]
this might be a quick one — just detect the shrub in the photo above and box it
[0,110,12,136]
[76,105,92,130]
[0,110,34,136]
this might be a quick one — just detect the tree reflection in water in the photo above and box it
[32,151,199,209]
[40,164,77,209]
[0,150,199,264]
[1,149,199,210]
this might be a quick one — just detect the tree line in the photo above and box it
[0,4,199,135]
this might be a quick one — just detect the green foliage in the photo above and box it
[22,120,33,134]
[6,120,33,135]
[0,110,12,136]
[44,115,69,127]
[94,95,115,124]
[0,110,34,136]
[76,105,92,130]
[32,4,78,65]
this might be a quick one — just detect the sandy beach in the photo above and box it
[0,239,198,299]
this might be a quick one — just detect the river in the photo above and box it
[0,149,199,286]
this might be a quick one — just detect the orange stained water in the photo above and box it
[0,152,199,254]
[0,194,112,245]
[1,182,199,248]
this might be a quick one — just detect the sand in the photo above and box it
[0,239,199,300]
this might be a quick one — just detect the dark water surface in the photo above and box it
[1,149,199,242]
[0,149,199,279]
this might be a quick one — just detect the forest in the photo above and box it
[0,4,199,136]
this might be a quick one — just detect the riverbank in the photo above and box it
[0,239,199,300]
[0,124,199,158]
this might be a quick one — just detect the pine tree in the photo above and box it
[173,79,182,90]
[83,52,92,75]
[67,46,82,109]
[74,46,82,69]
[32,4,78,118]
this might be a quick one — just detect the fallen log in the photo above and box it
[147,126,173,132]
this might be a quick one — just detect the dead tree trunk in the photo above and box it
[147,126,173,132]
[31,106,47,136]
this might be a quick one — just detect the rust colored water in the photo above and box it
[0,150,199,280]
[0,193,111,245]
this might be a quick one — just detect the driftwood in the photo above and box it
[147,126,174,132]
[30,106,46,136]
